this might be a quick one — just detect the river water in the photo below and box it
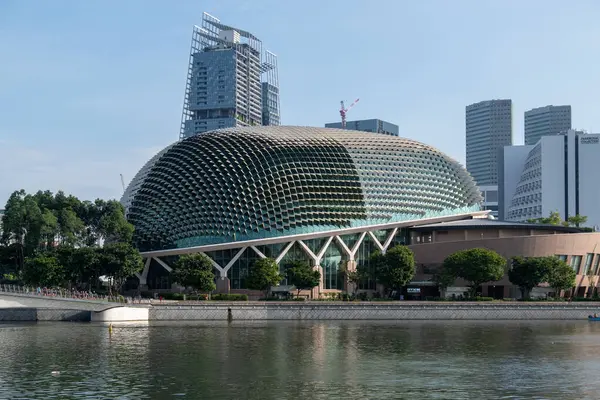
[1,320,600,399]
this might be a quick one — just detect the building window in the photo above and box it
[570,255,583,274]
[594,255,600,275]
[583,254,594,275]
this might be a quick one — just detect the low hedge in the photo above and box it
[211,294,248,301]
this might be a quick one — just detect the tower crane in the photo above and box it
[339,98,360,129]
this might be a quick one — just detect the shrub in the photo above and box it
[474,296,494,301]
[211,294,248,301]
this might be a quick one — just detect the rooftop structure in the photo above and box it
[325,119,399,136]
[179,13,280,140]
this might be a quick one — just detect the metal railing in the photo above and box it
[0,284,153,304]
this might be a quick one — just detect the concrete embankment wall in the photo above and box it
[0,308,91,322]
[150,302,600,321]
[4,303,600,322]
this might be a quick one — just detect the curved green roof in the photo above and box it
[124,126,481,250]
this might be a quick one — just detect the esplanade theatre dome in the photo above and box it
[123,126,482,250]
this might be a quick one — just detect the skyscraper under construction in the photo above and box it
[179,12,280,140]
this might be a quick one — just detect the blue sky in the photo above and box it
[1,0,600,205]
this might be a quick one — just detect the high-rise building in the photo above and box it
[524,105,571,145]
[325,119,399,136]
[179,13,280,140]
[500,130,600,228]
[465,99,513,187]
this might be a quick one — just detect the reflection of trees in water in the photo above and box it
[0,324,152,399]
[4,321,600,399]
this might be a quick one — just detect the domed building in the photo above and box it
[123,126,486,294]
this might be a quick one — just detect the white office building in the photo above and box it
[499,130,600,229]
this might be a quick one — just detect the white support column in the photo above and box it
[275,241,296,264]
[199,252,226,278]
[298,237,334,266]
[297,240,317,264]
[368,231,385,252]
[368,228,398,254]
[223,247,247,274]
[250,246,266,259]
[153,257,173,272]
[138,257,151,285]
[298,237,334,296]
[335,231,366,261]
[315,236,334,266]
[382,228,398,252]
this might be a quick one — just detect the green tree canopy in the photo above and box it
[366,246,416,293]
[508,256,552,299]
[380,245,415,290]
[1,190,134,261]
[527,211,588,228]
[22,255,64,287]
[172,254,217,294]
[286,261,320,298]
[566,214,587,228]
[246,257,282,296]
[99,242,144,293]
[340,262,366,295]
[432,265,455,296]
[443,248,506,298]
[546,257,576,296]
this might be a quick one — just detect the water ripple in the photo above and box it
[0,320,599,399]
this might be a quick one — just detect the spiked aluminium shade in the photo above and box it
[123,126,482,250]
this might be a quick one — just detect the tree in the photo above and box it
[55,246,100,290]
[99,243,144,293]
[1,190,26,246]
[246,257,282,297]
[443,248,506,298]
[1,188,141,293]
[540,211,562,225]
[432,265,455,298]
[56,208,84,246]
[367,246,416,294]
[546,257,576,297]
[286,260,321,298]
[172,254,216,295]
[567,214,587,228]
[508,257,551,299]
[527,211,588,228]
[98,200,134,244]
[340,262,364,295]
[22,255,64,287]
[380,245,416,290]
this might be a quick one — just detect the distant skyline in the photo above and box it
[2,0,600,205]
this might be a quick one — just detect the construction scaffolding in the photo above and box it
[179,12,280,140]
